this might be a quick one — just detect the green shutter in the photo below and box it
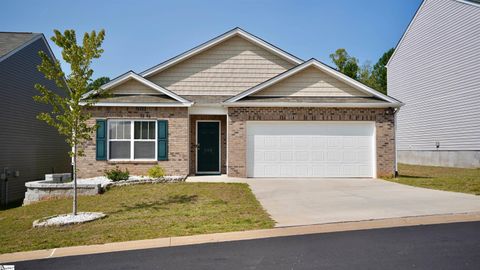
[96,119,107,160]
[157,120,168,161]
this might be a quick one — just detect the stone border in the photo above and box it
[107,175,187,187]
[24,175,187,205]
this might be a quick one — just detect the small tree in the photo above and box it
[34,29,105,215]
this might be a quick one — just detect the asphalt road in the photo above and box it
[12,221,480,270]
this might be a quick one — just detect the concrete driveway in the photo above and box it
[246,178,480,227]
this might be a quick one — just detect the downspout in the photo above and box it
[393,107,401,177]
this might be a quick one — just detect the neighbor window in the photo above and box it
[108,120,156,160]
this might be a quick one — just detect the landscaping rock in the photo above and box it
[33,212,106,227]
[24,174,187,205]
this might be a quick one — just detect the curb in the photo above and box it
[1,212,480,263]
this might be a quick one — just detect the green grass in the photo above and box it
[386,163,480,195]
[0,183,274,254]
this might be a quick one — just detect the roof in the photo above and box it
[0,32,42,61]
[224,59,403,106]
[224,96,396,108]
[83,71,193,106]
[181,95,232,105]
[95,95,179,104]
[234,96,388,104]
[140,27,303,77]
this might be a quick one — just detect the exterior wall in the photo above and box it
[227,107,395,178]
[147,36,294,96]
[77,106,189,178]
[0,38,70,204]
[189,115,227,175]
[398,150,480,168]
[109,78,159,95]
[388,0,480,156]
[253,66,368,97]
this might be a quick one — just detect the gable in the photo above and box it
[253,66,370,97]
[146,36,295,96]
[109,78,160,95]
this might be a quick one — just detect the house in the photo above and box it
[0,32,70,205]
[80,28,403,179]
[387,0,480,168]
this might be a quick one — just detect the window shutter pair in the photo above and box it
[95,119,168,161]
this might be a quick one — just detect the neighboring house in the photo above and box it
[80,28,403,179]
[0,32,70,205]
[387,0,480,168]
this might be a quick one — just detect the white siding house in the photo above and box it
[387,0,480,168]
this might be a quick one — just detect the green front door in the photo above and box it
[197,121,220,174]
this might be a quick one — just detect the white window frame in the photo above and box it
[107,119,157,161]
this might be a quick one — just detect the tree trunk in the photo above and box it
[72,144,78,216]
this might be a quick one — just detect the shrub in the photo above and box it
[148,165,165,179]
[104,166,129,181]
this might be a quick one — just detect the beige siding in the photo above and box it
[254,67,369,97]
[147,36,294,96]
[109,79,159,95]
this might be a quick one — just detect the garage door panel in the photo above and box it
[247,121,375,178]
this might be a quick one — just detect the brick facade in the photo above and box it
[189,115,227,175]
[227,107,396,178]
[77,106,189,178]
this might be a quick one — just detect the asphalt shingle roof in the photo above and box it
[0,32,40,58]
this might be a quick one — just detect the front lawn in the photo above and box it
[387,163,480,195]
[0,183,274,254]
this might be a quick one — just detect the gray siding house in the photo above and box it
[0,32,70,205]
[387,0,480,168]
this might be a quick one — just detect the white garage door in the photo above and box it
[247,121,375,178]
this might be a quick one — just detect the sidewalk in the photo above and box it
[1,212,480,263]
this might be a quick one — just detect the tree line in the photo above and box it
[329,48,394,94]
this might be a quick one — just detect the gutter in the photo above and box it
[222,102,404,108]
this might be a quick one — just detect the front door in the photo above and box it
[197,121,220,174]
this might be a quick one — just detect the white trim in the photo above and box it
[226,114,229,176]
[195,120,221,174]
[189,105,228,115]
[0,33,43,63]
[455,0,480,8]
[372,121,378,178]
[386,0,427,67]
[140,28,303,77]
[107,119,158,161]
[223,102,402,108]
[82,71,193,105]
[224,59,403,106]
[82,102,192,107]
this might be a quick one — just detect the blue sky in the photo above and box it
[2,0,422,79]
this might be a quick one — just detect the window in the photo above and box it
[108,120,156,160]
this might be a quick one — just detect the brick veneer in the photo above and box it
[189,115,227,175]
[77,106,189,178]
[227,107,396,178]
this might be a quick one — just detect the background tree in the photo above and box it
[329,47,394,94]
[371,48,394,94]
[329,48,359,79]
[87,76,110,91]
[34,29,105,215]
[358,61,376,89]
